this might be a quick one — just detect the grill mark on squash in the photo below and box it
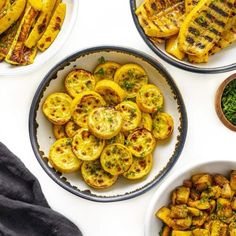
[209,3,229,17]
[205,13,226,27]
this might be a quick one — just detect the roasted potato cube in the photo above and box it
[160,225,171,236]
[190,189,200,201]
[183,179,193,188]
[221,183,232,199]
[192,212,208,227]
[191,173,205,183]
[229,222,236,236]
[192,228,209,236]
[156,207,174,227]
[230,171,236,191]
[193,174,213,192]
[231,197,236,210]
[172,190,177,205]
[172,216,192,230]
[201,186,221,199]
[214,174,229,187]
[209,200,216,214]
[217,198,233,218]
[170,205,189,219]
[176,186,190,204]
[172,231,192,236]
[187,207,202,217]
[210,220,227,236]
[187,198,211,210]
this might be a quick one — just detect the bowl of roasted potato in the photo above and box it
[29,46,187,202]
[145,160,236,236]
[130,0,236,73]
[0,0,78,76]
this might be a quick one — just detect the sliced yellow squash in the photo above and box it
[88,107,123,139]
[188,54,209,63]
[70,91,106,128]
[138,113,153,131]
[166,35,186,60]
[42,92,72,125]
[49,138,82,173]
[81,160,118,189]
[106,132,125,146]
[0,0,6,12]
[65,120,80,138]
[64,69,95,98]
[28,0,43,10]
[37,2,66,51]
[126,128,156,157]
[0,0,26,35]
[123,154,153,180]
[25,0,57,48]
[95,79,126,105]
[71,128,105,161]
[53,124,67,139]
[100,144,133,175]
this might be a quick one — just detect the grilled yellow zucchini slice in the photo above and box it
[188,54,209,63]
[0,0,26,35]
[178,0,234,56]
[152,112,174,140]
[166,35,186,60]
[0,0,6,12]
[42,92,72,125]
[81,160,118,189]
[94,61,121,82]
[5,6,38,65]
[37,2,66,51]
[95,79,126,105]
[71,91,106,128]
[185,0,199,13]
[88,107,123,139]
[136,84,164,113]
[123,154,153,180]
[106,132,125,145]
[114,63,148,98]
[139,113,153,131]
[28,0,43,10]
[116,101,141,132]
[64,69,95,98]
[126,128,156,157]
[100,144,133,175]
[53,124,67,139]
[71,128,105,161]
[49,138,82,173]
[65,120,80,138]
[25,0,57,48]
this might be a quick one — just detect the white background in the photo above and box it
[0,0,235,235]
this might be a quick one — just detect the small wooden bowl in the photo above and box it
[215,73,236,132]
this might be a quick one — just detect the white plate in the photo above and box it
[29,46,187,202]
[145,160,236,235]
[130,0,236,73]
[0,0,78,76]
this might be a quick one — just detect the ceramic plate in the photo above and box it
[0,0,78,76]
[130,0,236,73]
[145,160,236,235]
[29,46,187,202]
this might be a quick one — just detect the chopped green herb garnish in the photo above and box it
[95,68,105,76]
[122,79,135,90]
[98,56,106,64]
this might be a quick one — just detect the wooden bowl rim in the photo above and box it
[215,73,236,132]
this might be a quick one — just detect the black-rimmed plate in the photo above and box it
[130,0,236,74]
[29,46,187,202]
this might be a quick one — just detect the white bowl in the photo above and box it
[0,0,78,76]
[145,160,236,235]
[29,46,187,202]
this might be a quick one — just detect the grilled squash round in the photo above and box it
[81,160,118,189]
[88,107,123,139]
[100,144,133,175]
[49,138,82,173]
[136,84,164,113]
[114,63,148,98]
[126,128,156,157]
[71,91,106,128]
[64,69,95,98]
[95,79,126,105]
[94,61,121,82]
[139,113,153,131]
[53,124,67,139]
[42,92,72,125]
[152,112,174,140]
[106,132,125,145]
[65,120,80,138]
[116,101,141,131]
[71,128,105,161]
[123,154,153,180]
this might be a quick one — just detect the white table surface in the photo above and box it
[0,0,235,235]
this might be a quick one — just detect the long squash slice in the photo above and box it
[37,2,66,51]
[0,0,26,35]
[24,0,57,48]
[5,6,38,65]
[0,0,7,12]
[178,0,234,57]
[185,0,199,13]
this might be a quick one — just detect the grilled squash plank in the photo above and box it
[179,0,234,56]
[0,0,26,35]
[25,0,57,48]
[37,2,66,51]
[0,0,6,12]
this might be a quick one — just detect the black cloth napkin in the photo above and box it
[0,142,82,236]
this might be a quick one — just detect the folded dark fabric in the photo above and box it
[0,142,82,236]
